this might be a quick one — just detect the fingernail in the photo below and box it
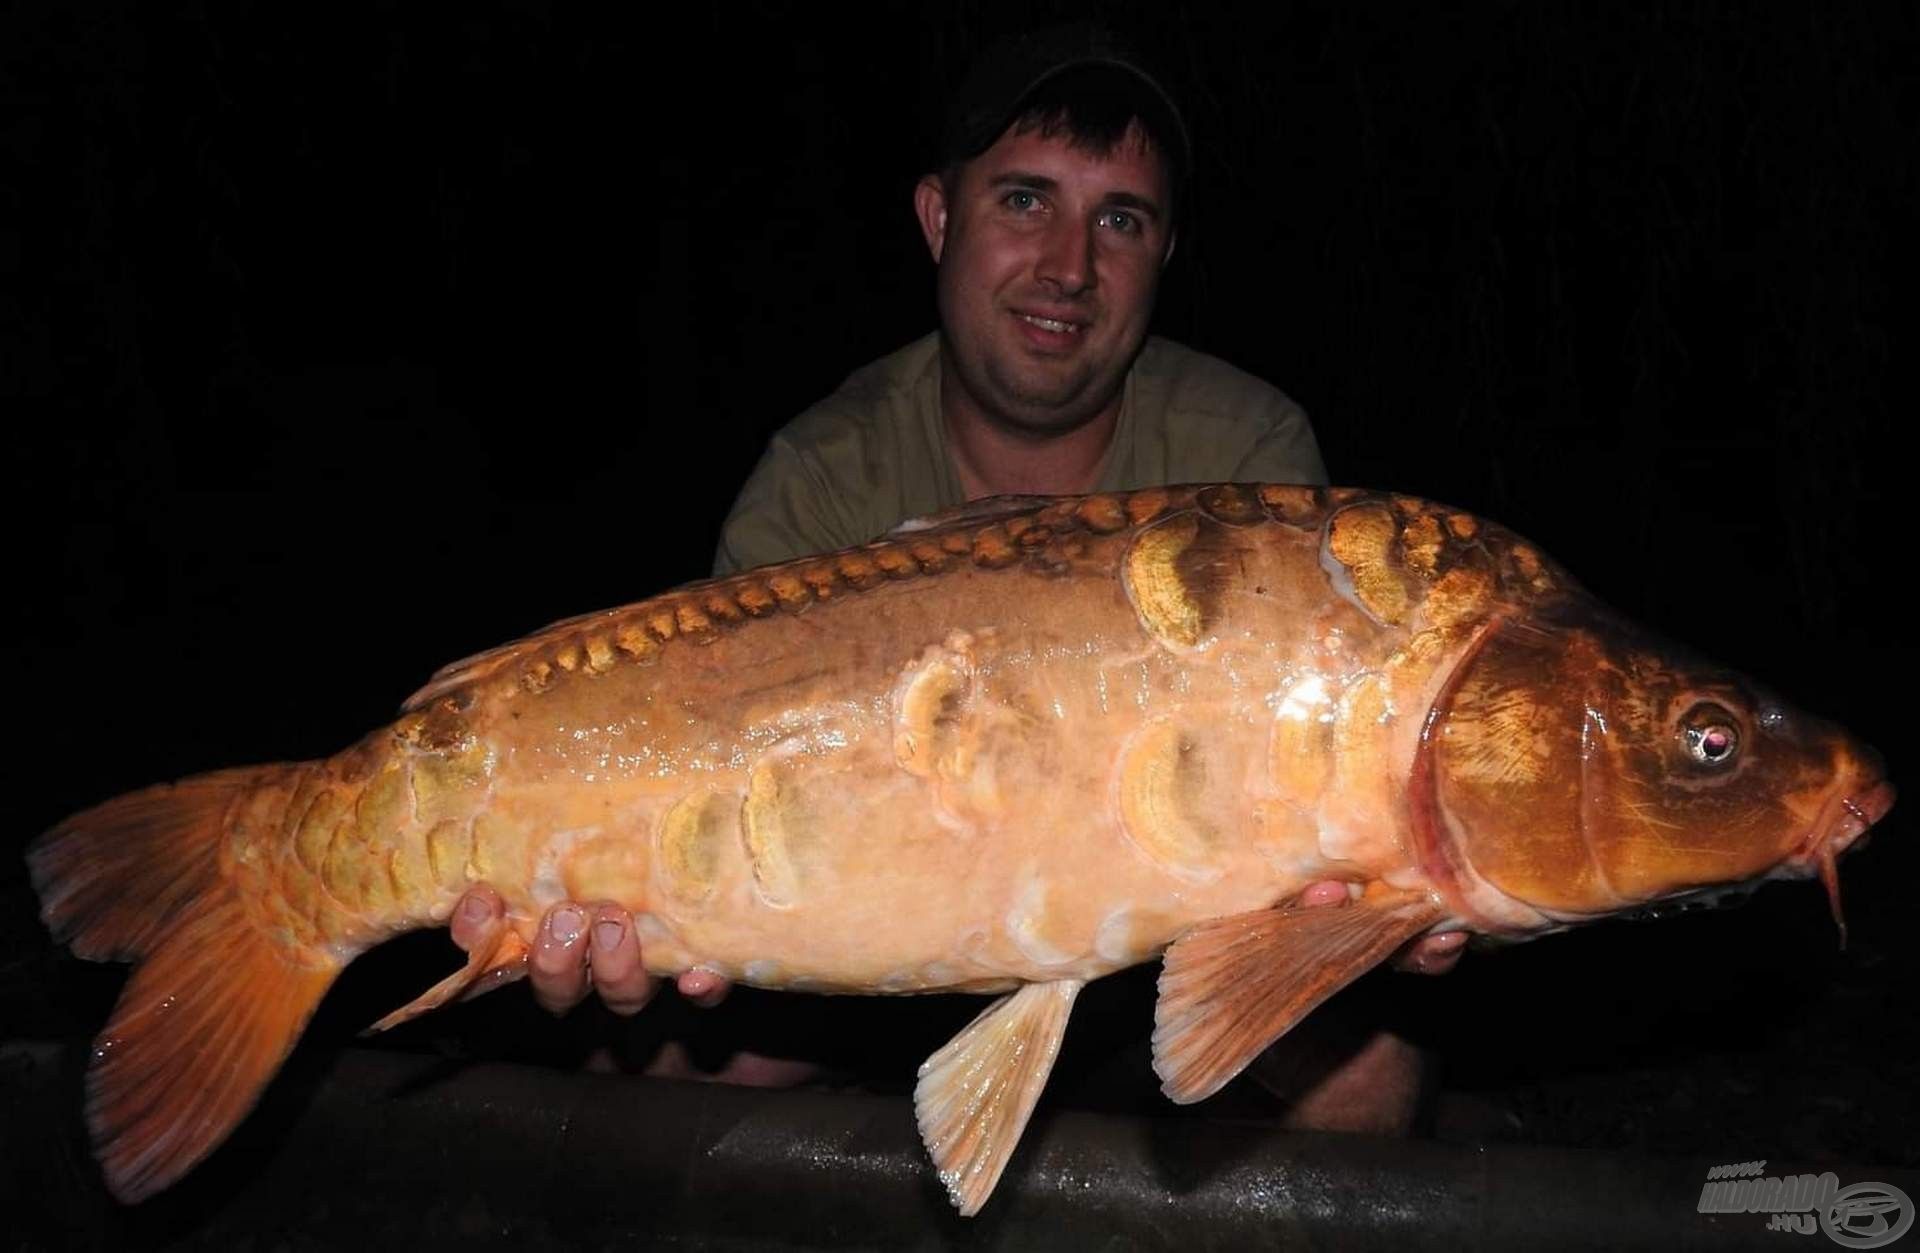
[460,894,493,924]
[593,918,623,951]
[549,906,584,944]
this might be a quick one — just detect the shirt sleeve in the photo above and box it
[1231,398,1331,487]
[711,434,867,576]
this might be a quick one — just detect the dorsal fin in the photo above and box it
[886,494,1055,536]
[398,566,742,713]
[400,603,637,713]
[396,550,852,714]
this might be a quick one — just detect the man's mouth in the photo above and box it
[1013,307,1090,337]
[1017,313,1084,334]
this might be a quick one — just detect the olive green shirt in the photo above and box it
[712,332,1327,575]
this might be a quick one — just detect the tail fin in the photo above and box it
[28,766,341,1203]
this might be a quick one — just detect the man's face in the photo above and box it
[916,121,1175,436]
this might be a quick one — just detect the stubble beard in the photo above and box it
[942,309,1133,439]
[975,352,1109,437]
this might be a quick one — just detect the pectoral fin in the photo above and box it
[914,978,1082,1216]
[362,924,532,1035]
[1153,891,1445,1104]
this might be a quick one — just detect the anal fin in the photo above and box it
[363,925,531,1035]
[914,978,1081,1216]
[1153,890,1445,1104]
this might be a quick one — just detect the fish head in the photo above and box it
[1424,601,1893,937]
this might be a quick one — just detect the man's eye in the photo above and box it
[1003,190,1040,212]
[1100,210,1140,234]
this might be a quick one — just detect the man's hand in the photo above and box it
[1292,880,1469,974]
[451,885,731,1017]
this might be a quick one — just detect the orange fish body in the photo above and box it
[29,484,1893,1213]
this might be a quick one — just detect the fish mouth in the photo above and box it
[1796,775,1895,950]
[1840,777,1896,838]
[1616,777,1895,938]
[1799,775,1893,864]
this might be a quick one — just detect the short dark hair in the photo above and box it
[938,26,1191,221]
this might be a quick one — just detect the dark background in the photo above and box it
[3,0,1916,1231]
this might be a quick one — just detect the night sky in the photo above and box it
[4,0,1916,1233]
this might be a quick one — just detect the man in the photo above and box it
[712,25,1326,574]
[454,25,1466,1121]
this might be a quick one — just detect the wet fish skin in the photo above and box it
[28,483,1892,1212]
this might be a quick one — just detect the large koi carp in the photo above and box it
[29,484,1893,1214]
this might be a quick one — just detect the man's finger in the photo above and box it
[450,884,504,952]
[531,903,591,1015]
[587,906,658,1016]
[1295,880,1352,909]
[1394,931,1469,975]
[677,968,731,1009]
[1293,880,1467,974]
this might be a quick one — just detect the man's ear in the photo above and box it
[1163,227,1178,266]
[913,173,950,263]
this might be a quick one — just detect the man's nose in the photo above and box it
[1034,217,1095,296]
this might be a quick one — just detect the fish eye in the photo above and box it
[1680,703,1741,766]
